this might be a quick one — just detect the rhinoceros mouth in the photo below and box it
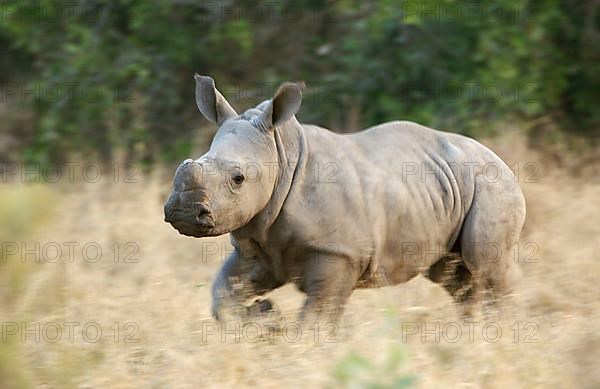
[170,220,215,238]
[164,208,217,237]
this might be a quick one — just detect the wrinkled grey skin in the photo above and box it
[164,75,526,323]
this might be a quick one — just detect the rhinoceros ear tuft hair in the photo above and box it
[260,81,305,129]
[194,74,237,126]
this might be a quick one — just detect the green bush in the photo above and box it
[331,344,416,388]
[1,0,597,163]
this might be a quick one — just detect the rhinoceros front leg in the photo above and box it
[211,251,282,322]
[299,257,357,326]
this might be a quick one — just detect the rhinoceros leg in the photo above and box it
[426,253,477,316]
[211,251,283,322]
[458,175,526,309]
[298,257,358,325]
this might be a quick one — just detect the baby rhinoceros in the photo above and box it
[164,75,526,324]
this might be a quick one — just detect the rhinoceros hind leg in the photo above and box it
[426,253,478,317]
[458,175,526,309]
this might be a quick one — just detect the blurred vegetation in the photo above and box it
[0,184,59,388]
[331,344,416,388]
[0,0,598,164]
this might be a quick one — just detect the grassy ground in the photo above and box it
[1,132,599,388]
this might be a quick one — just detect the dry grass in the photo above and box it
[1,132,599,388]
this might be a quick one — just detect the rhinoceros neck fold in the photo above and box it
[233,118,308,242]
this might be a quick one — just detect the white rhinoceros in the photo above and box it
[164,75,526,323]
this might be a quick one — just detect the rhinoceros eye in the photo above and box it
[232,173,245,186]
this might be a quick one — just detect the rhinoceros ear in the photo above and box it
[194,74,237,126]
[259,82,304,129]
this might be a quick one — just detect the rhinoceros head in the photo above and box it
[164,75,303,237]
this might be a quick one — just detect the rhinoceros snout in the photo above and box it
[163,192,180,222]
[163,208,178,223]
[173,160,206,192]
[195,208,215,228]
[164,197,216,237]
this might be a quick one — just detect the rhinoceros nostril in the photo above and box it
[196,210,215,228]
